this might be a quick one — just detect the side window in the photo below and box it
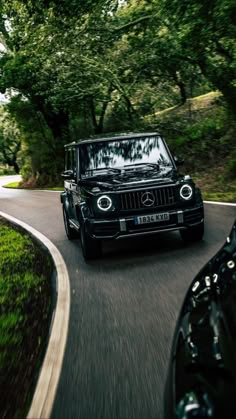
[65,149,71,171]
[65,148,76,171]
[77,148,80,179]
[65,147,77,180]
[71,148,76,175]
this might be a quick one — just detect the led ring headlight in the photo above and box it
[97,195,112,211]
[180,184,193,200]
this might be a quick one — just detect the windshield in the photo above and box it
[79,135,172,176]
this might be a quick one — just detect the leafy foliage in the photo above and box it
[0,0,234,184]
[159,0,236,114]
[144,92,236,181]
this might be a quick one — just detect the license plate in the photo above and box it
[134,212,170,225]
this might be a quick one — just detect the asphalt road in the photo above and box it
[1,176,236,419]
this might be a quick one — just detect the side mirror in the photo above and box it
[173,156,184,166]
[61,170,74,180]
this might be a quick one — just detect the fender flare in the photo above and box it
[76,202,88,225]
[60,192,70,214]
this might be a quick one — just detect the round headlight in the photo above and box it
[97,195,112,211]
[180,184,193,200]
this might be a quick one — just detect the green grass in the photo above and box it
[3,181,63,191]
[144,91,222,121]
[202,192,236,202]
[0,218,53,418]
[2,181,20,188]
[192,168,236,203]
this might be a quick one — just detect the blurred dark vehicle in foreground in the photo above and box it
[165,219,236,419]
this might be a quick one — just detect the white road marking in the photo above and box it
[204,201,236,207]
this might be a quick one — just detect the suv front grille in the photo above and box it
[119,186,177,211]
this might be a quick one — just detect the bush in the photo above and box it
[0,167,16,176]
[226,153,236,178]
[0,226,34,276]
[19,162,33,182]
[163,111,233,172]
[175,116,225,147]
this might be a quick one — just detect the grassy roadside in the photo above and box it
[2,177,235,203]
[2,181,63,191]
[0,217,53,419]
[192,169,236,203]
[1,90,236,204]
[203,192,236,202]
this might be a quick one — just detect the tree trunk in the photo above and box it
[96,85,113,134]
[198,59,236,117]
[218,85,236,116]
[177,80,187,105]
[173,72,187,105]
[88,97,99,134]
[13,161,20,174]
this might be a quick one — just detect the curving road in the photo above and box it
[1,176,236,419]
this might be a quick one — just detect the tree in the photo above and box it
[159,0,236,115]
[109,0,207,109]
[0,1,120,183]
[0,0,233,186]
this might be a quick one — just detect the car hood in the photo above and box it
[80,167,179,191]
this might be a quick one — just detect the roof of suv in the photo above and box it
[64,132,162,148]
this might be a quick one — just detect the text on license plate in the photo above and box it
[134,212,170,225]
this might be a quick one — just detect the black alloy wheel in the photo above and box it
[80,224,102,260]
[180,223,204,242]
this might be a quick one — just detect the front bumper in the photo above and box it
[85,204,204,240]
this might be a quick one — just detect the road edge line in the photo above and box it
[0,211,70,419]
[204,200,236,207]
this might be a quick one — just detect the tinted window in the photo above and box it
[65,148,76,173]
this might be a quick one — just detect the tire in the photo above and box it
[80,224,102,260]
[180,223,204,242]
[63,205,78,240]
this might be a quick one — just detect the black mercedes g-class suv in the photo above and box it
[60,132,204,260]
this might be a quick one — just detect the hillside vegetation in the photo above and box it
[144,92,236,202]
[2,91,236,202]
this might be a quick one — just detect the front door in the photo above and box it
[64,147,77,220]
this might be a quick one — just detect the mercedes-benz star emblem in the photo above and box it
[141,191,155,207]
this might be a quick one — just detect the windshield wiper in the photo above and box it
[124,163,159,170]
[86,167,121,174]
[158,162,172,167]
